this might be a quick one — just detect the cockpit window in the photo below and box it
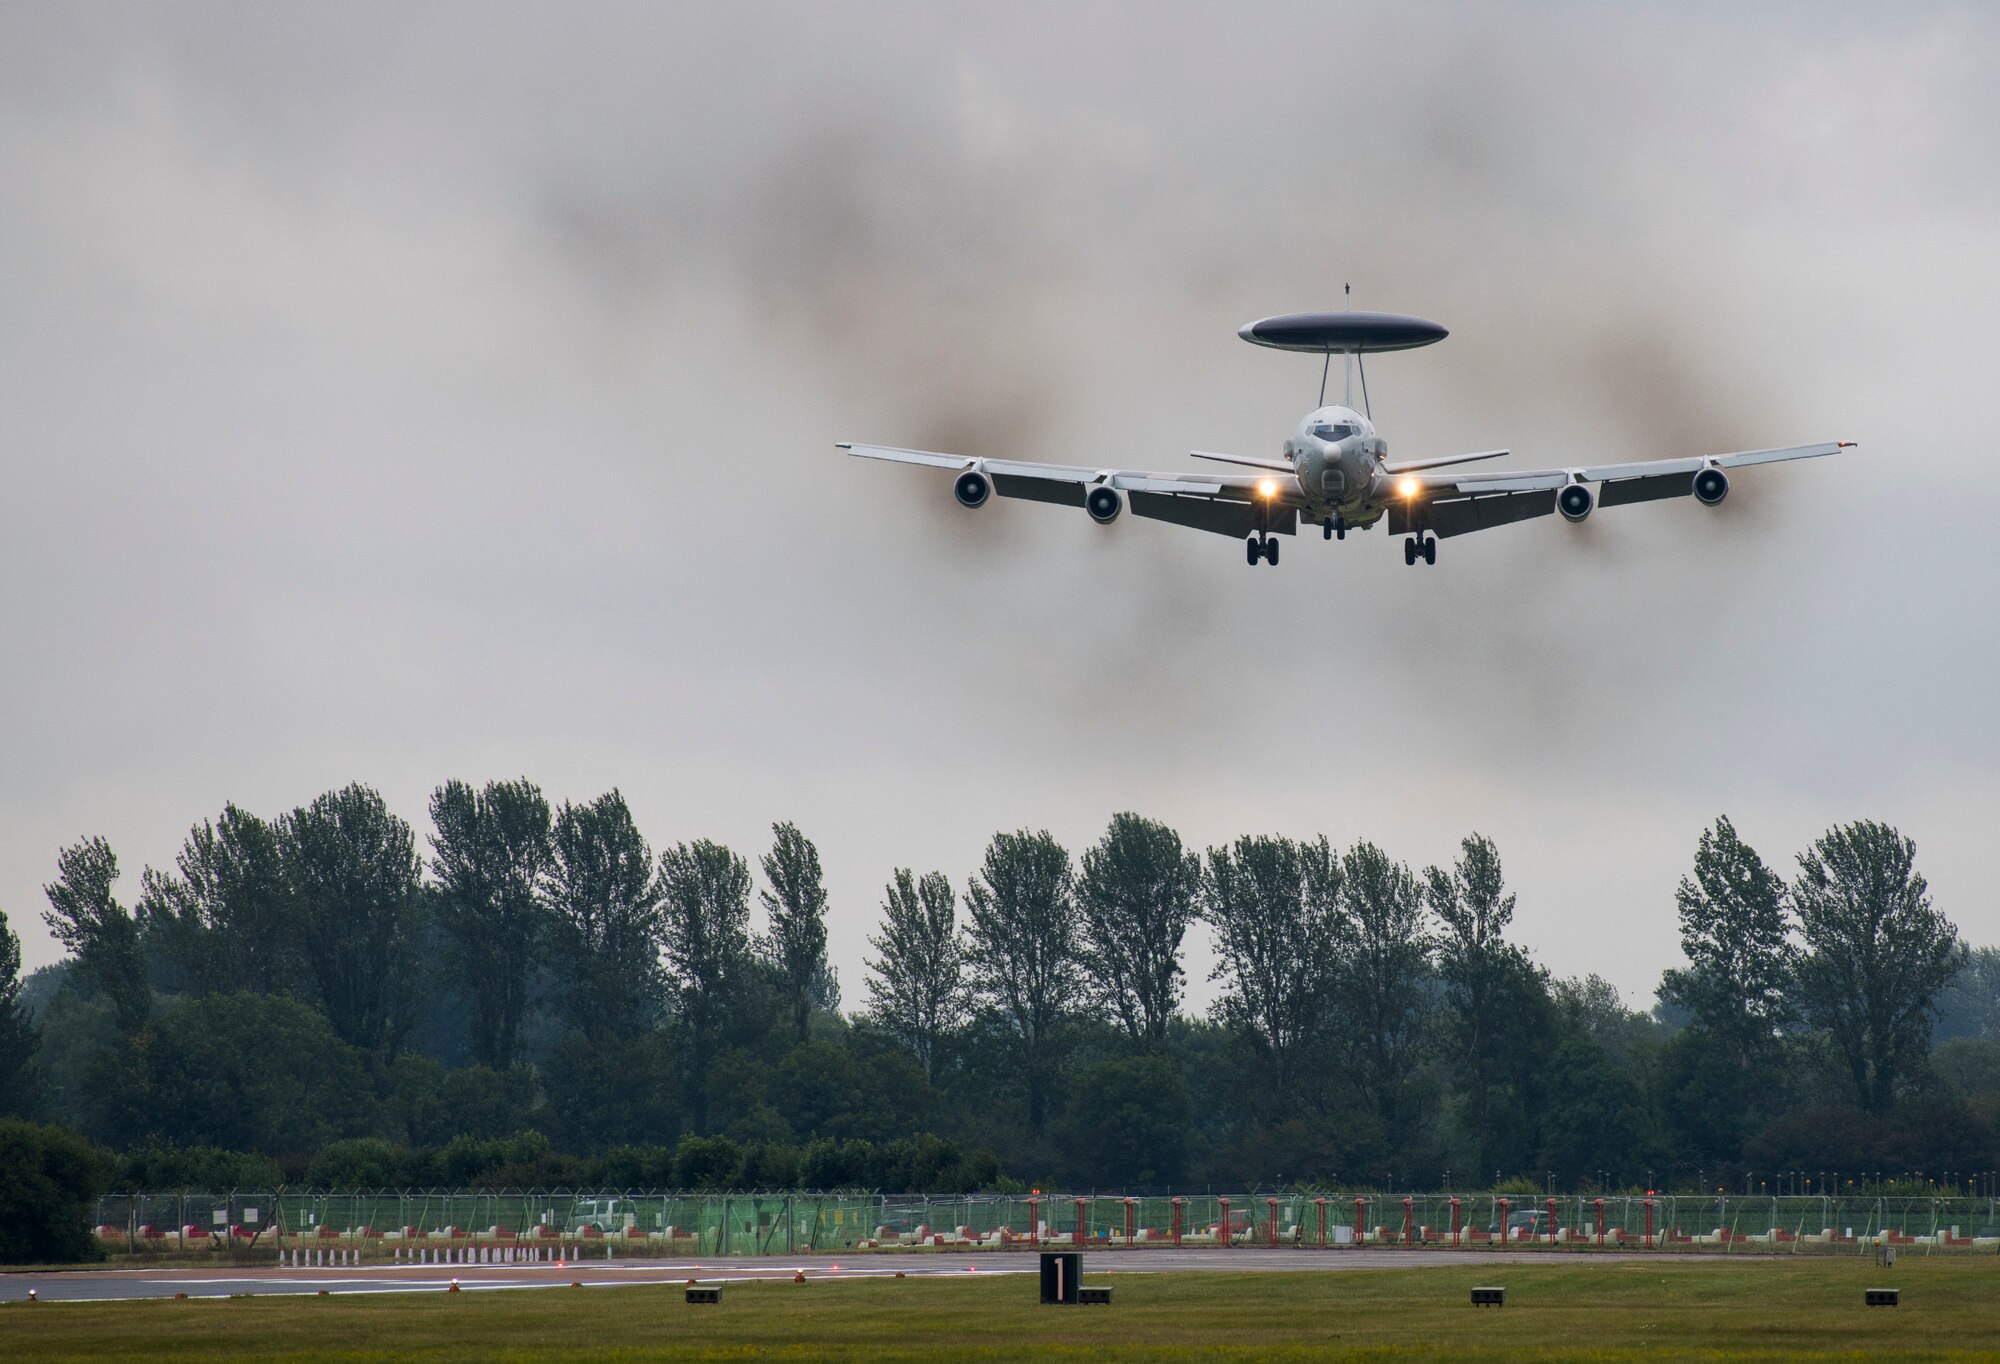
[1311,422,1358,442]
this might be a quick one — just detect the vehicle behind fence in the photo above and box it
[88,1190,2000,1256]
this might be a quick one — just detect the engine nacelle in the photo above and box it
[1556,482,1595,522]
[954,470,992,508]
[1085,485,1123,524]
[1693,467,1729,506]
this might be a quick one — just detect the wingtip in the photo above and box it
[1837,440,1856,448]
[835,442,852,450]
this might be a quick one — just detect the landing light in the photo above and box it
[1398,478,1419,498]
[1257,479,1277,498]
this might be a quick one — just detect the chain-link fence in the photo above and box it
[86,1190,2000,1257]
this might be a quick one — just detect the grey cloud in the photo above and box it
[1,2,1996,1009]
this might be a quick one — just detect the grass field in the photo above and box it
[6,1260,1999,1362]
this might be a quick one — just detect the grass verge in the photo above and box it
[6,1258,1999,1362]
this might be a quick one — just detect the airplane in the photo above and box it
[836,305,1851,567]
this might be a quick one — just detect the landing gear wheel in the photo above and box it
[1423,537,1437,566]
[1404,536,1418,566]
[1266,537,1279,566]
[1336,523,1346,541]
[1324,520,1334,541]
[1246,537,1261,567]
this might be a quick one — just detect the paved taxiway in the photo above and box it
[2,1248,1755,1303]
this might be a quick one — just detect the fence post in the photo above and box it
[1170,1197,1182,1248]
[1218,1197,1230,1248]
[1496,1198,1508,1249]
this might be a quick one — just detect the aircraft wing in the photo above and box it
[1389,442,1847,538]
[837,442,1301,537]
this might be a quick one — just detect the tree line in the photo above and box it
[1,784,1996,1196]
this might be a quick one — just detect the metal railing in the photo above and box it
[88,1189,2000,1256]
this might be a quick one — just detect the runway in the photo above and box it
[1,1248,1749,1303]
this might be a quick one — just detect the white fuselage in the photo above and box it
[1283,405,1389,529]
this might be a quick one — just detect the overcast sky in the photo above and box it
[3,2,1996,1012]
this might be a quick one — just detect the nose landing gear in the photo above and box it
[1403,535,1437,566]
[1322,516,1347,541]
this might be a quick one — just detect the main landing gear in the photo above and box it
[1403,534,1437,566]
[1246,534,1280,567]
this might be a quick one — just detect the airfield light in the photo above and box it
[1398,478,1419,498]
[1257,479,1277,498]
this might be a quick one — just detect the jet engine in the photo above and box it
[1693,467,1730,506]
[954,470,992,508]
[1085,485,1124,524]
[1557,482,1595,522]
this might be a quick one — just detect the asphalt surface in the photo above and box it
[2,1248,1746,1303]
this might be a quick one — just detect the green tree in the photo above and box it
[1656,1024,1759,1167]
[1552,974,1660,1067]
[844,1040,941,1144]
[658,839,753,1134]
[304,1137,409,1188]
[759,822,832,1043]
[536,1032,677,1150]
[1338,840,1433,1132]
[428,778,554,1070]
[1474,960,1562,1179]
[1536,1035,1663,1188]
[1425,835,1550,1179]
[1076,813,1200,1046]
[773,1038,861,1140]
[1933,946,2000,1043]
[547,790,663,1042]
[1202,835,1343,1106]
[1932,1036,2000,1102]
[277,786,425,1054]
[135,993,375,1155]
[0,1119,115,1264]
[119,1146,283,1190]
[0,907,38,1116]
[863,869,965,1082]
[1055,1054,1191,1188]
[1793,820,1965,1112]
[962,830,1081,1137]
[137,805,291,997]
[672,1134,743,1189]
[1658,816,1792,1072]
[42,837,150,1034]
[21,986,119,1138]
